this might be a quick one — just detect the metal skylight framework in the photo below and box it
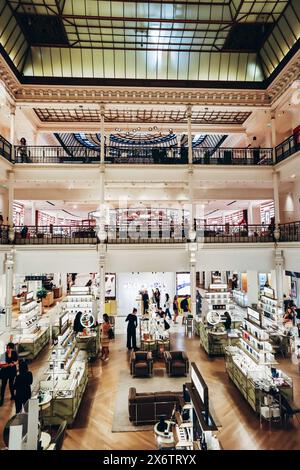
[0,0,298,84]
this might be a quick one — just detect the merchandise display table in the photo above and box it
[198,321,239,356]
[225,349,293,413]
[76,329,100,359]
[17,326,50,360]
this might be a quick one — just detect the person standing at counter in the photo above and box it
[180,295,190,325]
[101,314,111,362]
[164,293,172,320]
[13,360,33,414]
[154,288,161,309]
[224,311,232,331]
[126,308,138,351]
[73,311,84,333]
[0,342,19,406]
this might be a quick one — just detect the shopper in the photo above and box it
[283,294,291,312]
[19,137,28,163]
[142,289,149,315]
[173,295,179,324]
[13,360,33,414]
[154,288,161,309]
[101,314,111,361]
[73,311,84,333]
[0,342,19,406]
[196,290,202,316]
[283,307,294,325]
[125,308,138,351]
[232,274,238,290]
[224,311,232,331]
[180,295,190,325]
[164,293,172,320]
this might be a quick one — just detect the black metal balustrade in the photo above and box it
[193,147,273,165]
[0,135,12,162]
[11,144,274,165]
[276,131,300,163]
[278,222,300,242]
[2,223,299,245]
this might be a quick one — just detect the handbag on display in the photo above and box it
[164,320,170,330]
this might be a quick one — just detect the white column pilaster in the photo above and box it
[189,243,197,316]
[7,171,14,227]
[271,110,277,164]
[100,106,105,165]
[98,246,106,321]
[273,170,281,225]
[5,250,14,329]
[187,105,193,165]
[275,248,284,303]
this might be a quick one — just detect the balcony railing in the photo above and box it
[193,147,273,165]
[0,135,12,162]
[12,144,273,165]
[275,130,300,163]
[2,223,298,245]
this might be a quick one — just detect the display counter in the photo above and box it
[39,331,88,426]
[225,347,293,412]
[75,328,100,359]
[53,286,63,299]
[197,320,240,356]
[17,326,50,360]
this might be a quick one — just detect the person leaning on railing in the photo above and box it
[18,138,29,163]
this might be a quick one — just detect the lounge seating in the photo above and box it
[130,351,153,377]
[128,387,182,425]
[164,351,189,377]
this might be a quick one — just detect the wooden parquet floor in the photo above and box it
[1,327,300,450]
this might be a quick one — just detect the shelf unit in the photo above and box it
[258,293,283,327]
[233,290,248,308]
[225,306,293,414]
[62,291,96,322]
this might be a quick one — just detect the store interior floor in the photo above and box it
[1,322,300,450]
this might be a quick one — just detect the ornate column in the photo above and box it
[274,248,284,303]
[9,103,16,160]
[189,242,198,316]
[270,110,277,164]
[98,246,106,321]
[187,105,193,165]
[273,170,281,239]
[5,249,14,328]
[7,170,14,228]
[98,104,106,242]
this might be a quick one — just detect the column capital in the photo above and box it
[8,102,16,115]
[186,105,192,118]
[99,104,106,116]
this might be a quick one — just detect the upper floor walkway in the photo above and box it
[1,221,299,245]
[1,131,299,167]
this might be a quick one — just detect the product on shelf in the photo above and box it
[232,290,248,308]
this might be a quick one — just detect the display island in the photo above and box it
[195,284,242,356]
[17,300,50,359]
[39,328,88,426]
[225,306,293,413]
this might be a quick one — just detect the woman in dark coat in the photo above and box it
[0,342,18,406]
[125,308,138,350]
[14,361,33,414]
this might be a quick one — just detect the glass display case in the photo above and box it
[16,300,50,359]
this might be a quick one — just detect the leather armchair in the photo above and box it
[164,351,189,376]
[130,351,153,377]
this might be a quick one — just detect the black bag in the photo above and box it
[164,320,170,330]
[108,328,115,340]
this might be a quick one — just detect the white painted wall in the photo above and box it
[116,272,175,316]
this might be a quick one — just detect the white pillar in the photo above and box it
[98,247,106,321]
[9,104,16,145]
[5,250,14,329]
[189,243,197,316]
[247,201,254,225]
[273,171,280,225]
[271,110,277,163]
[31,201,35,226]
[100,106,105,165]
[7,171,14,227]
[246,271,258,306]
[205,271,211,289]
[221,271,227,284]
[187,105,193,165]
[275,249,284,303]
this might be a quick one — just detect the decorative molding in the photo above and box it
[0,50,299,109]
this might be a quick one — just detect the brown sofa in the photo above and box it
[130,351,153,377]
[164,351,189,376]
[128,387,182,425]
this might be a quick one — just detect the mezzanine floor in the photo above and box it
[0,325,300,451]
